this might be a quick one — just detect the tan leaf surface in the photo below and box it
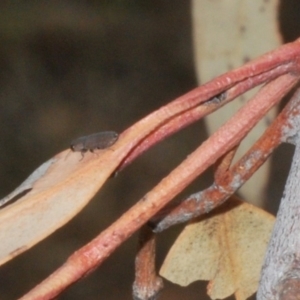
[159,196,275,300]
[192,0,281,203]
[0,146,122,266]
[0,121,153,267]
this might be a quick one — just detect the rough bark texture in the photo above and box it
[257,92,300,299]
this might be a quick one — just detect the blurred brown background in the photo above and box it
[0,1,299,299]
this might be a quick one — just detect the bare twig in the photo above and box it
[20,74,297,300]
[133,226,163,300]
[118,39,300,171]
[214,147,238,180]
[151,80,300,232]
[19,40,300,300]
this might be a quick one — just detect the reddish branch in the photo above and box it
[151,87,300,232]
[133,226,163,300]
[20,39,300,300]
[118,40,300,171]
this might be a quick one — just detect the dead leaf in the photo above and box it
[159,195,275,300]
[0,146,124,266]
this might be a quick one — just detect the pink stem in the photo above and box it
[20,72,299,300]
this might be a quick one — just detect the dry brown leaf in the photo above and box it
[0,146,123,266]
[192,0,281,203]
[0,123,151,267]
[159,196,275,300]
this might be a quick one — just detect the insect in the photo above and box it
[70,131,119,158]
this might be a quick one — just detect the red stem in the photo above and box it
[20,72,298,300]
[152,87,300,232]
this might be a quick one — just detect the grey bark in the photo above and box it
[257,89,300,299]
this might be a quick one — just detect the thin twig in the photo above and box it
[17,39,300,299]
[133,226,163,300]
[118,54,297,171]
[151,84,300,232]
[19,72,298,300]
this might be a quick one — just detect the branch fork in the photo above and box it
[18,39,300,299]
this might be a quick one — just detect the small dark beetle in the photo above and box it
[70,131,118,157]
